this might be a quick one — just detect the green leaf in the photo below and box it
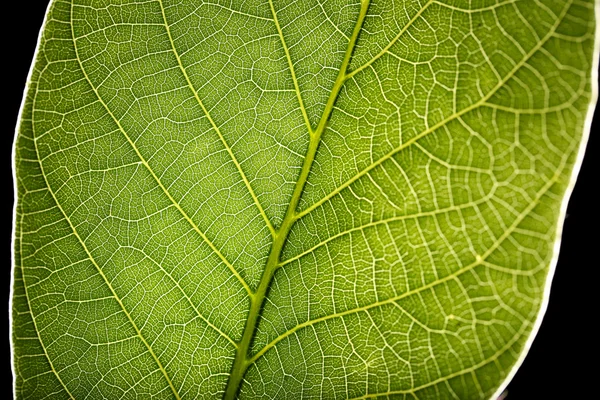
[11,0,598,398]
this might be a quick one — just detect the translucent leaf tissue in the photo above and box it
[11,0,599,398]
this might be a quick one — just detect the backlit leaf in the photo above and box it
[12,0,598,398]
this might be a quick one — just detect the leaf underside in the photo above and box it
[12,0,596,399]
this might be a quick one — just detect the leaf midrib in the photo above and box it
[227,0,573,395]
[222,1,372,398]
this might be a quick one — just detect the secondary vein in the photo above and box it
[35,11,183,393]
[157,0,277,238]
[17,185,76,400]
[68,0,253,297]
[222,1,371,399]
[296,0,571,221]
[268,0,315,135]
[249,157,568,366]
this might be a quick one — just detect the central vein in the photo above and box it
[223,1,371,398]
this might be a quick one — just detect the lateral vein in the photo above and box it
[32,142,182,400]
[68,0,253,297]
[296,0,572,221]
[345,0,434,81]
[222,2,372,399]
[157,0,277,238]
[250,159,567,365]
[17,197,75,400]
[279,196,493,267]
[19,6,189,399]
[268,0,315,135]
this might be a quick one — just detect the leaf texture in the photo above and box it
[12,0,598,399]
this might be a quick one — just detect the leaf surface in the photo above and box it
[12,0,598,399]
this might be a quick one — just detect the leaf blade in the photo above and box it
[12,0,598,399]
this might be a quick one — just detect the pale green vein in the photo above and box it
[432,0,519,15]
[128,247,237,346]
[348,321,530,398]
[279,196,493,268]
[30,163,182,400]
[202,1,274,22]
[157,0,276,238]
[222,2,372,398]
[268,0,315,134]
[482,99,581,114]
[480,260,546,276]
[69,0,253,297]
[390,302,449,335]
[297,1,571,221]
[316,0,350,41]
[17,198,75,400]
[345,0,434,81]
[250,157,567,366]
[31,72,181,400]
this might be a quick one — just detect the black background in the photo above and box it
[4,2,597,398]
